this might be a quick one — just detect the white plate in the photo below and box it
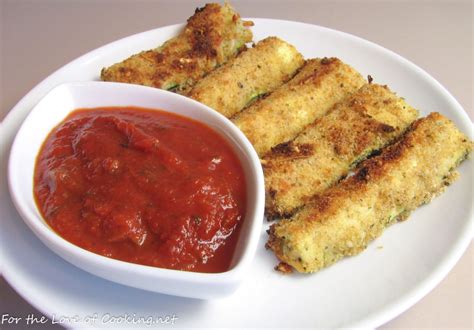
[1,19,472,328]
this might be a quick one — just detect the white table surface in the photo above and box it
[1,0,472,328]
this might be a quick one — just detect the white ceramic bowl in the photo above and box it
[8,81,265,299]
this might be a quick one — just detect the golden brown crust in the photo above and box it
[188,37,304,117]
[100,3,253,93]
[267,112,473,273]
[264,84,419,219]
[232,58,366,157]
[269,141,314,159]
[274,262,293,274]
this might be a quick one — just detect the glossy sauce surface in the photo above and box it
[34,107,246,272]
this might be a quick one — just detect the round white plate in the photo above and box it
[1,19,472,328]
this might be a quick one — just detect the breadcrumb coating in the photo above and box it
[188,37,304,117]
[101,3,253,93]
[264,84,419,219]
[232,58,366,157]
[267,113,472,273]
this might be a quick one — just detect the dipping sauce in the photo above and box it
[34,107,246,273]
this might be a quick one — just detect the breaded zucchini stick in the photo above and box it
[264,84,419,219]
[101,3,253,93]
[188,37,304,117]
[232,58,366,156]
[267,113,472,273]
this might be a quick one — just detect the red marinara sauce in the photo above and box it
[34,107,246,273]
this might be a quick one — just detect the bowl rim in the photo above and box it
[7,81,265,291]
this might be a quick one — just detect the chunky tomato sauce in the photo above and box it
[34,107,246,273]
